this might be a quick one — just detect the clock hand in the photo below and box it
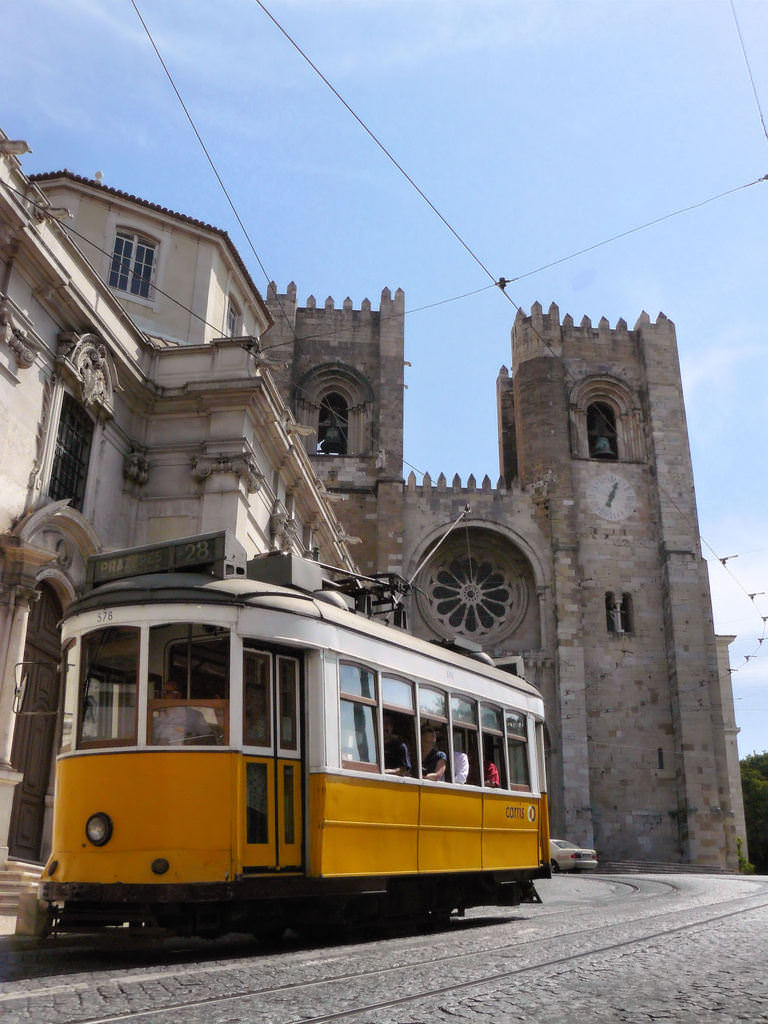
[606,482,619,507]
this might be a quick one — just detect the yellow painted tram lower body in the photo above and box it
[42,751,549,935]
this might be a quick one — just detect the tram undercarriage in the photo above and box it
[41,870,545,938]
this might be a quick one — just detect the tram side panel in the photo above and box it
[307,650,548,881]
[51,752,237,885]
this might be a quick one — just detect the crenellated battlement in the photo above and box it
[405,470,515,497]
[267,281,404,318]
[509,302,678,375]
[513,300,672,335]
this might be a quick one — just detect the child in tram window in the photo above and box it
[421,724,447,781]
[485,760,500,787]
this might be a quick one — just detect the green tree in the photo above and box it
[740,751,768,874]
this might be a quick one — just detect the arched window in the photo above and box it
[605,592,633,634]
[569,377,645,463]
[587,402,618,460]
[317,392,349,455]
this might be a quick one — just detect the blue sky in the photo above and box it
[3,0,767,756]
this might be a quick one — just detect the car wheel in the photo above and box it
[550,859,560,873]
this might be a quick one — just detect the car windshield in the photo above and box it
[552,840,577,849]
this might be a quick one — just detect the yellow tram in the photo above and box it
[40,532,550,936]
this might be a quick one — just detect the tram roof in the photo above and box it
[67,571,543,700]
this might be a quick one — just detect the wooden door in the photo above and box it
[9,583,62,862]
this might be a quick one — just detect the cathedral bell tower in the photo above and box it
[498,301,741,867]
[263,283,405,576]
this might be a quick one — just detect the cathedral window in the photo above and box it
[317,392,349,455]
[588,402,618,460]
[108,230,156,299]
[570,377,645,462]
[415,527,535,647]
[49,392,94,511]
[605,592,632,634]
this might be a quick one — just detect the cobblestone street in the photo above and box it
[1,874,766,1024]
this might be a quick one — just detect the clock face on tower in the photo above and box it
[587,471,637,521]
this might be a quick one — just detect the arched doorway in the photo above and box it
[9,582,62,862]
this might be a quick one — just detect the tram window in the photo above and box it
[148,624,229,746]
[506,711,530,789]
[419,686,447,721]
[60,638,78,753]
[481,704,507,789]
[246,762,268,844]
[418,687,449,780]
[278,658,298,752]
[382,676,416,777]
[382,675,414,711]
[451,694,480,786]
[340,662,376,700]
[283,764,296,844]
[244,650,271,748]
[165,627,229,700]
[340,662,379,771]
[79,627,139,748]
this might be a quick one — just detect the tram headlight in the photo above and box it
[85,812,113,847]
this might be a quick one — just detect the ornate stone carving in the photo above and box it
[269,499,297,552]
[191,452,264,493]
[0,298,37,370]
[57,332,116,415]
[27,375,55,495]
[123,449,150,485]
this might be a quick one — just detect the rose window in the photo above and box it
[432,557,510,633]
[416,530,530,644]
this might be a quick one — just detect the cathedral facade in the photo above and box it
[265,284,746,869]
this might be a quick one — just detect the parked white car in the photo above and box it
[549,838,598,872]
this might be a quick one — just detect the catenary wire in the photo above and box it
[500,175,768,284]
[730,0,768,145]
[250,0,505,294]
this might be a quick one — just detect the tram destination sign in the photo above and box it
[87,531,246,585]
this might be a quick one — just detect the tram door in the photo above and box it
[241,648,303,871]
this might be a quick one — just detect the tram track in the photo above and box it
[2,876,767,1024]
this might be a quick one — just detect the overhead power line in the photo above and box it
[730,0,768,146]
[250,0,505,295]
[502,175,768,284]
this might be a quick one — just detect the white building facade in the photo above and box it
[0,136,355,866]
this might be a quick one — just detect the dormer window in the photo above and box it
[227,297,241,337]
[109,230,156,299]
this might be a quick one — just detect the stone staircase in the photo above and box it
[0,859,43,919]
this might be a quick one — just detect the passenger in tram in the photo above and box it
[453,749,470,784]
[484,760,501,787]
[383,714,412,776]
[420,724,447,781]
[152,682,217,746]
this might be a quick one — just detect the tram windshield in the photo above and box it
[148,624,229,746]
[72,623,231,750]
[79,626,139,747]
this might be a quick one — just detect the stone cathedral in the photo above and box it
[265,283,746,869]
